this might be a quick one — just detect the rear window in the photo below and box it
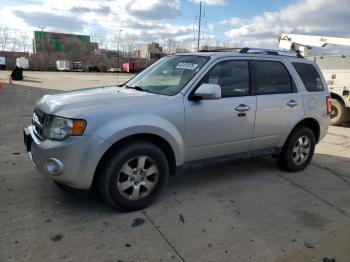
[253,61,293,95]
[292,63,324,92]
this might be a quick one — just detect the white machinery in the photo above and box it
[16,57,29,69]
[56,60,70,71]
[279,33,350,57]
[279,33,350,125]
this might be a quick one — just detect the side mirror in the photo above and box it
[192,83,221,100]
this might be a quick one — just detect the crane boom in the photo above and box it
[279,33,350,56]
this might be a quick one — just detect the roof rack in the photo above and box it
[197,47,304,58]
[199,47,241,52]
[239,47,304,58]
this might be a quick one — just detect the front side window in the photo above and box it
[200,60,250,97]
[126,55,209,96]
[292,62,324,92]
[253,61,293,95]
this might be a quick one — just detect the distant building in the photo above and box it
[33,31,93,53]
[132,50,141,58]
[95,49,121,58]
[191,45,239,52]
[198,45,222,51]
[90,42,99,51]
[175,48,190,54]
[139,42,163,60]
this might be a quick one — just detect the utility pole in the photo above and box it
[117,29,123,68]
[197,1,202,52]
[38,26,45,53]
[116,29,123,85]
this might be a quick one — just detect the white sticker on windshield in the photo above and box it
[176,63,198,70]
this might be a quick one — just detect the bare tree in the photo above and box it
[92,31,107,49]
[122,33,136,61]
[167,39,176,54]
[0,25,9,51]
[11,31,19,52]
[18,32,29,52]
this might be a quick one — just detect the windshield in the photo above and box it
[125,55,210,96]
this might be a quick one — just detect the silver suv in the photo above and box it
[24,49,331,210]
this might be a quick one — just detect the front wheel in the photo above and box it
[277,127,315,172]
[98,141,169,211]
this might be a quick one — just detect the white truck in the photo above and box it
[16,57,29,69]
[0,56,5,70]
[56,60,71,71]
[279,33,350,125]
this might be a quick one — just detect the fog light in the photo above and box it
[46,158,64,176]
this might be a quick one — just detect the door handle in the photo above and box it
[287,100,298,107]
[235,104,250,112]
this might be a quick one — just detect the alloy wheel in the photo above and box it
[116,156,159,201]
[292,136,311,165]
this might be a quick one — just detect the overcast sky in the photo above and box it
[1,0,350,52]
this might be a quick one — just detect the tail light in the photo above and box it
[326,96,331,115]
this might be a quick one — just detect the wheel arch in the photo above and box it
[93,133,178,188]
[330,92,346,105]
[287,118,321,145]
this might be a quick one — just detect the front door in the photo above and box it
[184,60,257,161]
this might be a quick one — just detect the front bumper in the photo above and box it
[24,125,111,189]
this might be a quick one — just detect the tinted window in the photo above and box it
[200,61,250,97]
[254,61,293,94]
[292,62,324,92]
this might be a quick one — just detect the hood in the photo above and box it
[37,86,170,118]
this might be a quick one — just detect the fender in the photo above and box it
[93,114,185,166]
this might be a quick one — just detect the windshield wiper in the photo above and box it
[125,84,145,92]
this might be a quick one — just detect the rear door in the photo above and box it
[250,60,304,150]
[292,61,330,134]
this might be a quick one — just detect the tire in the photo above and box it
[330,99,346,126]
[344,108,350,123]
[98,141,169,211]
[277,127,316,172]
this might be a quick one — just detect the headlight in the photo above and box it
[44,116,86,141]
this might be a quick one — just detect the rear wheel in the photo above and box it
[277,127,315,172]
[98,141,169,211]
[330,99,346,126]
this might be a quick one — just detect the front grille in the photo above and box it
[32,107,49,142]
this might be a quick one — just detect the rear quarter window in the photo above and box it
[292,62,324,92]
